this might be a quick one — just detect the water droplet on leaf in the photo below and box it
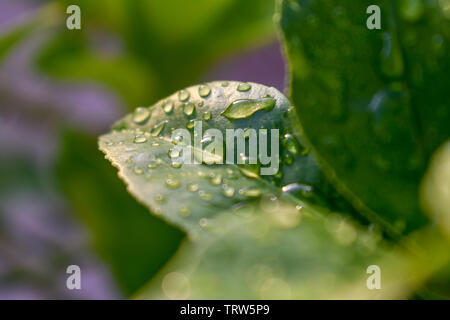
[132,107,151,124]
[222,98,275,120]
[183,103,195,116]
[134,135,147,144]
[165,178,181,189]
[198,85,211,98]
[163,101,174,114]
[151,121,167,136]
[237,82,251,92]
[178,89,190,102]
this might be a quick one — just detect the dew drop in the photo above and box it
[169,148,180,158]
[179,206,191,217]
[132,107,151,124]
[198,190,212,201]
[151,121,167,136]
[283,134,299,155]
[199,218,208,227]
[148,158,163,169]
[238,164,260,179]
[282,183,314,198]
[134,135,148,144]
[183,103,195,116]
[202,111,212,120]
[165,178,181,189]
[178,89,190,102]
[171,161,182,169]
[222,185,235,198]
[209,174,222,186]
[163,100,174,114]
[237,82,251,92]
[187,183,199,192]
[155,194,167,204]
[221,81,229,87]
[198,85,211,98]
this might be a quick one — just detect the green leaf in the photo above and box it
[136,200,390,299]
[279,0,450,234]
[36,0,277,106]
[99,81,336,234]
[57,131,184,296]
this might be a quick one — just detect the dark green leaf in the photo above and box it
[279,0,450,233]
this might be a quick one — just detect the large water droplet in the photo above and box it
[163,100,174,114]
[222,98,275,120]
[132,107,151,124]
[151,121,167,136]
[198,85,211,98]
[178,89,190,102]
[237,82,251,92]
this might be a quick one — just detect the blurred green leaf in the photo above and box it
[136,207,450,299]
[57,131,184,296]
[279,0,450,234]
[36,0,277,107]
[420,140,450,240]
[136,200,389,299]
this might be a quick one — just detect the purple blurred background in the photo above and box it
[0,0,285,299]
